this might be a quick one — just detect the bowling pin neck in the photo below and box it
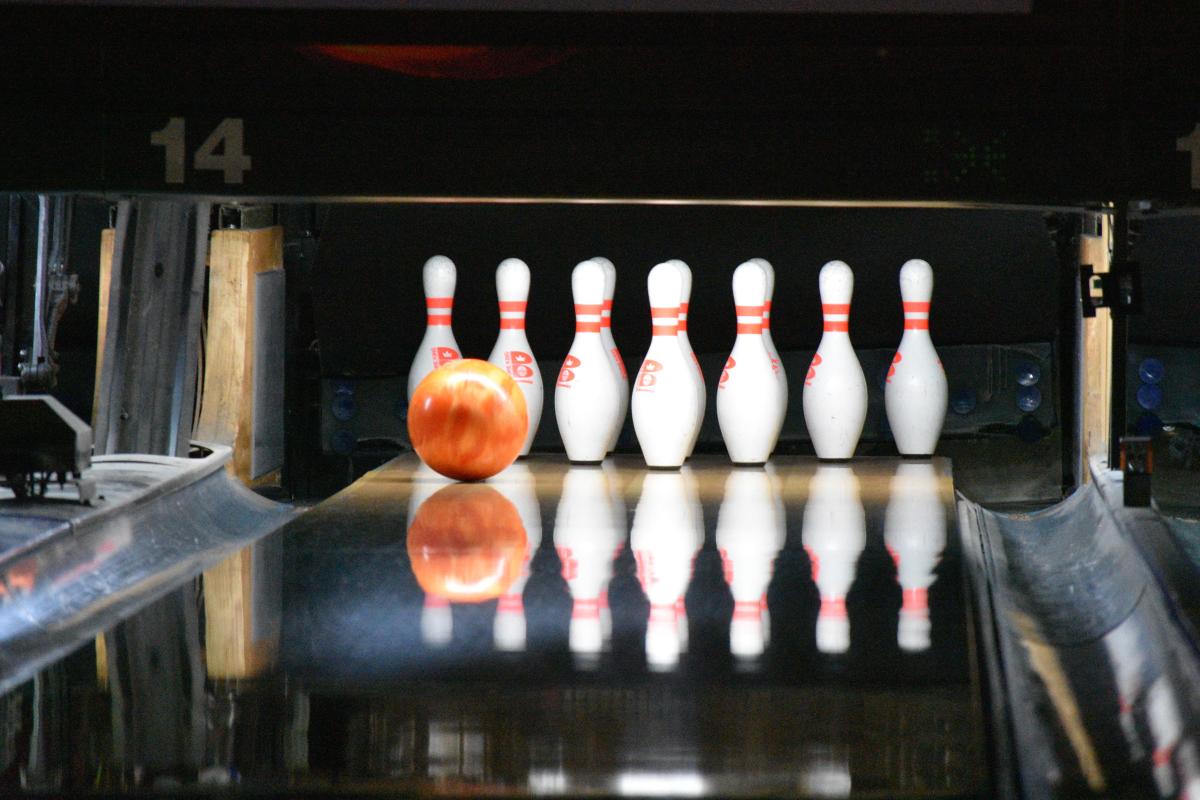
[575,303,604,334]
[762,300,772,331]
[678,302,689,332]
[651,306,680,337]
[902,301,930,331]
[499,299,527,330]
[602,299,613,328]
[426,296,453,326]
[735,304,764,336]
[821,302,851,335]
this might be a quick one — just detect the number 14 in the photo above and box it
[150,117,252,185]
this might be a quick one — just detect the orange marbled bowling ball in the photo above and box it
[407,483,528,603]
[408,359,528,481]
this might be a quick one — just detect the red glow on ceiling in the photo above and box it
[307,45,575,79]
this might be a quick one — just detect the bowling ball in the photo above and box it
[408,359,528,481]
[407,483,528,603]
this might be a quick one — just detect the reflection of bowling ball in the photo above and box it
[408,483,528,603]
[408,359,528,481]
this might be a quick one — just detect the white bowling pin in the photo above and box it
[407,256,462,401]
[1147,677,1184,796]
[803,261,867,460]
[489,462,542,652]
[554,466,623,663]
[716,468,785,659]
[488,258,544,456]
[592,257,630,453]
[556,260,625,463]
[631,471,699,671]
[802,465,865,654]
[883,461,946,652]
[672,260,707,457]
[717,261,786,464]
[631,263,703,468]
[751,258,788,445]
[885,259,948,456]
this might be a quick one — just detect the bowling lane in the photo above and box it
[280,454,987,798]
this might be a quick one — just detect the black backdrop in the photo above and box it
[313,204,1061,377]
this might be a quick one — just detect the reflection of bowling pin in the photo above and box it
[631,472,701,670]
[1103,618,1148,761]
[802,261,867,460]
[1147,677,1184,797]
[488,258,543,456]
[632,262,702,468]
[601,458,628,644]
[409,462,455,647]
[408,256,462,401]
[592,257,629,453]
[554,466,623,663]
[802,465,865,654]
[489,462,543,652]
[672,260,706,458]
[717,260,786,464]
[677,466,705,651]
[751,258,787,444]
[556,260,625,463]
[884,259,948,456]
[883,461,946,652]
[716,468,785,659]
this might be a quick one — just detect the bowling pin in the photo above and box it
[884,259,948,456]
[1103,617,1149,761]
[488,258,543,457]
[592,257,630,453]
[1147,677,1184,796]
[489,462,542,652]
[751,258,788,445]
[672,260,706,457]
[883,461,946,653]
[631,471,700,671]
[631,263,703,468]
[717,260,786,465]
[556,260,625,463]
[716,468,785,660]
[554,466,623,664]
[802,464,865,654]
[803,261,868,460]
[407,255,462,401]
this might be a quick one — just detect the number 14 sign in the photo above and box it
[150,117,252,185]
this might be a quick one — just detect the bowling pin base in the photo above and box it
[568,459,604,466]
[816,457,854,464]
[731,460,768,467]
[645,464,684,471]
[900,453,935,460]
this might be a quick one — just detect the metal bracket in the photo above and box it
[216,204,275,231]
[1080,261,1141,318]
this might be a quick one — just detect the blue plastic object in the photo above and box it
[1138,357,1165,385]
[331,392,357,422]
[1136,383,1164,411]
[950,387,977,415]
[1015,360,1041,387]
[331,431,357,456]
[1133,412,1163,437]
[1016,385,1041,412]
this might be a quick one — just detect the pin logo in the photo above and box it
[557,355,581,388]
[635,359,663,392]
[432,346,459,368]
[557,546,578,581]
[719,356,736,388]
[504,351,536,384]
[611,348,628,379]
[805,352,822,386]
[886,351,902,384]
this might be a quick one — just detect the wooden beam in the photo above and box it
[193,226,284,484]
[92,227,114,427]
[1079,218,1112,477]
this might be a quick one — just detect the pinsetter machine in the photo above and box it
[0,2,1198,798]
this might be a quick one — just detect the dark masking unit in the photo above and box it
[0,3,1199,799]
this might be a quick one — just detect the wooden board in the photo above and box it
[193,226,283,484]
[92,227,115,427]
[203,541,280,679]
[1080,221,1112,478]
